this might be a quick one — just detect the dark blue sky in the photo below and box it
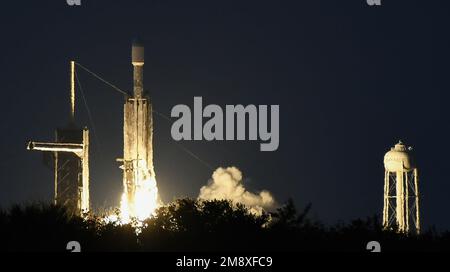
[1,0,449,230]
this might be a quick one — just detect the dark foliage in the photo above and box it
[0,199,448,252]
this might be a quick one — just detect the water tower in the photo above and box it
[383,140,420,234]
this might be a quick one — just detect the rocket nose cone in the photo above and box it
[132,38,144,64]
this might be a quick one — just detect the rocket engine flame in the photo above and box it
[119,160,160,223]
[119,177,159,223]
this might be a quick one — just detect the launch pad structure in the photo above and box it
[27,61,90,216]
[27,41,157,219]
[27,128,90,215]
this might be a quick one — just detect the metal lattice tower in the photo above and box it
[27,61,90,216]
[383,140,420,234]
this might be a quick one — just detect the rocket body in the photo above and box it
[121,41,155,217]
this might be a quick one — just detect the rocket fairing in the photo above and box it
[119,40,156,217]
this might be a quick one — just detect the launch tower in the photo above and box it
[27,61,90,216]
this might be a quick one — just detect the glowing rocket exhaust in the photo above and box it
[118,40,159,222]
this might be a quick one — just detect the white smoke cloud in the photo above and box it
[198,167,276,215]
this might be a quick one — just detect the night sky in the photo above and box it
[1,0,450,230]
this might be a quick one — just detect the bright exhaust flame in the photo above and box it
[119,175,159,223]
[113,160,160,225]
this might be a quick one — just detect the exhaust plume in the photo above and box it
[198,167,275,215]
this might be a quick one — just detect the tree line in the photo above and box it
[0,198,449,251]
